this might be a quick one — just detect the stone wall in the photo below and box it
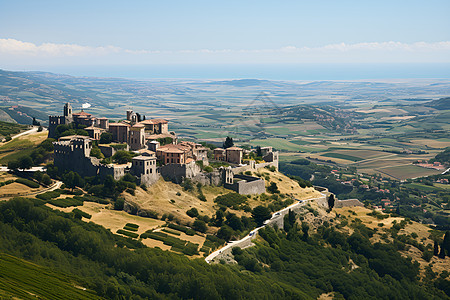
[159,160,201,183]
[334,199,364,208]
[224,174,266,195]
[138,173,160,186]
[192,171,222,186]
[98,145,117,158]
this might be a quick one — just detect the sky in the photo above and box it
[0,0,449,78]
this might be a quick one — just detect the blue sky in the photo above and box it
[0,0,449,71]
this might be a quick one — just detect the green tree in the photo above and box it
[99,132,113,144]
[217,225,233,241]
[443,231,450,255]
[103,175,116,196]
[90,146,104,159]
[328,194,335,210]
[252,205,271,226]
[112,150,133,164]
[434,240,439,256]
[301,222,310,241]
[41,174,52,186]
[19,156,33,170]
[267,182,280,194]
[223,136,234,149]
[63,171,84,190]
[186,208,199,218]
[7,160,19,170]
[192,219,207,233]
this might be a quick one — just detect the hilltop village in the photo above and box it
[49,103,279,194]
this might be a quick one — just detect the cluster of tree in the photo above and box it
[231,214,450,299]
[7,138,55,170]
[430,147,450,165]
[0,120,28,138]
[54,123,88,139]
[100,150,136,165]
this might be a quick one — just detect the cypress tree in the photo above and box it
[443,231,450,255]
[434,240,439,256]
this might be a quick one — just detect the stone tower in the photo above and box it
[129,124,145,150]
[63,102,73,123]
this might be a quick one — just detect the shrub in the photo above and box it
[48,197,83,208]
[124,226,138,232]
[267,182,280,194]
[193,219,207,233]
[73,208,92,219]
[117,229,139,238]
[15,178,39,188]
[36,191,61,201]
[168,223,195,236]
[186,208,199,218]
[214,193,247,209]
[204,166,213,173]
[125,223,139,229]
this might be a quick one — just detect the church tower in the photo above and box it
[63,103,73,123]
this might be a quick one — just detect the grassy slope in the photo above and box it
[0,131,48,164]
[0,253,101,299]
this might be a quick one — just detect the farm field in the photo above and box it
[410,139,450,149]
[248,138,325,152]
[375,164,443,180]
[46,202,165,236]
[0,172,46,198]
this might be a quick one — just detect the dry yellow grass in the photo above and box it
[256,169,322,199]
[46,202,165,235]
[124,178,229,224]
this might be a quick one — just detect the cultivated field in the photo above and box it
[46,202,165,236]
[375,164,443,180]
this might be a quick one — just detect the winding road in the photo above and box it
[205,194,325,263]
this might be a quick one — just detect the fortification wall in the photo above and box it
[159,161,201,183]
[98,145,117,158]
[139,173,160,186]
[335,199,364,208]
[224,174,265,195]
[192,171,222,186]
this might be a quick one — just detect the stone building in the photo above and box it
[225,147,243,164]
[130,155,159,186]
[129,124,146,150]
[109,123,130,143]
[213,148,226,161]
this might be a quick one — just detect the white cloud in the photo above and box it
[0,38,121,56]
[1,38,449,64]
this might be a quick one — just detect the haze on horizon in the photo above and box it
[1,0,449,79]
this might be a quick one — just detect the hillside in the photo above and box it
[0,253,100,299]
[1,196,449,299]
[425,97,450,110]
